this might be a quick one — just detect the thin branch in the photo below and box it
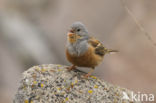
[121,0,156,47]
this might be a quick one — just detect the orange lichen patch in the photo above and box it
[71,83,74,88]
[88,90,93,94]
[33,81,37,85]
[63,97,69,103]
[75,80,78,84]
[91,76,97,79]
[65,97,69,101]
[58,69,62,72]
[41,68,47,72]
[24,100,28,103]
[57,87,61,90]
[38,83,44,88]
[94,85,98,88]
[41,83,44,87]
[57,64,62,67]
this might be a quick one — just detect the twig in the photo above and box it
[120,0,156,47]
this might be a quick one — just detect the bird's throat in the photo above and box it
[67,33,81,44]
[67,39,89,56]
[68,37,76,44]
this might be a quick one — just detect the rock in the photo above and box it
[14,64,140,103]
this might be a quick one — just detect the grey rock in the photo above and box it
[14,64,141,103]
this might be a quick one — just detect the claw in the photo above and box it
[83,68,94,79]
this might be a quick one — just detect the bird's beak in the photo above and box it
[67,29,81,43]
[68,29,76,36]
[69,29,74,33]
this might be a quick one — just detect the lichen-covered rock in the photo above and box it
[14,64,140,103]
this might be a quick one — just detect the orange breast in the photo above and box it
[66,46,103,68]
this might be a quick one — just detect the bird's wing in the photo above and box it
[88,37,106,56]
[88,37,118,56]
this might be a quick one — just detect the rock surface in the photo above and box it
[14,64,140,103]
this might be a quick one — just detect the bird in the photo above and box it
[66,22,118,78]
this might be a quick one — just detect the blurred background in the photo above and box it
[0,0,156,102]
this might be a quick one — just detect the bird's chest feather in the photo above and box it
[67,40,88,56]
[66,42,103,67]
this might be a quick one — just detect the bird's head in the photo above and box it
[67,22,89,44]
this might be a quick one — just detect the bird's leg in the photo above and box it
[67,65,76,71]
[84,68,94,78]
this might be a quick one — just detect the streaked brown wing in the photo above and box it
[88,37,105,56]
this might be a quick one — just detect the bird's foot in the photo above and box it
[83,69,94,79]
[66,65,76,71]
[83,73,91,79]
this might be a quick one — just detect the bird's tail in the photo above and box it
[105,49,119,54]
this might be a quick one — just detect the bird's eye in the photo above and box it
[77,29,80,32]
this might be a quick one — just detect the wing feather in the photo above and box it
[88,37,105,56]
[88,37,118,56]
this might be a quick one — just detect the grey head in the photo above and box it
[67,22,90,56]
[70,22,89,39]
